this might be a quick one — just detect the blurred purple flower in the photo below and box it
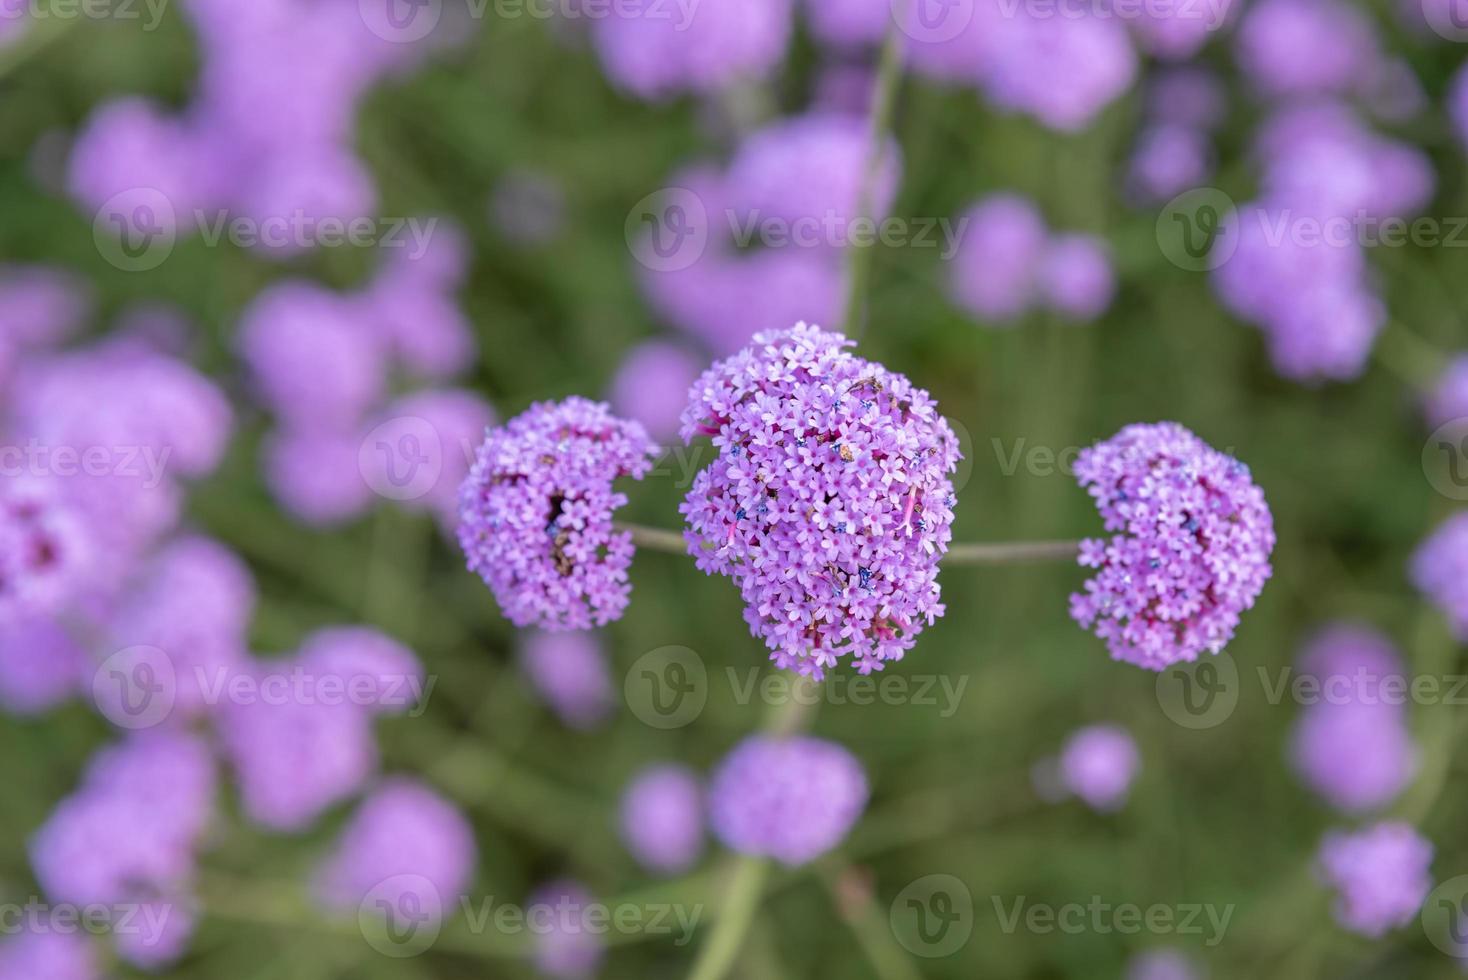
[681,324,960,675]
[375,389,498,527]
[947,193,1047,324]
[1410,513,1468,641]
[1125,947,1203,980]
[262,428,374,527]
[458,398,657,630]
[619,764,704,875]
[528,879,606,979]
[1070,422,1275,670]
[0,616,86,714]
[1037,233,1115,322]
[1425,354,1468,431]
[1131,0,1236,61]
[708,735,868,865]
[519,631,614,731]
[1146,67,1227,130]
[1127,124,1213,204]
[1317,822,1433,938]
[1059,724,1138,812]
[609,340,702,444]
[0,928,97,980]
[803,0,888,48]
[1234,0,1379,99]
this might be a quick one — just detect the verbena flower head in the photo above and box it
[458,398,657,630]
[804,0,888,48]
[315,778,476,918]
[1317,822,1433,938]
[982,13,1137,132]
[679,323,960,676]
[1289,624,1416,813]
[707,735,868,865]
[1131,0,1236,61]
[374,389,498,529]
[1234,0,1378,99]
[591,0,792,101]
[1058,724,1139,812]
[0,616,86,714]
[948,194,1048,324]
[609,340,704,444]
[1410,513,1468,641]
[518,631,614,730]
[527,879,606,980]
[263,428,373,527]
[1425,353,1468,431]
[619,764,704,875]
[1037,234,1115,322]
[1070,422,1276,670]
[1127,124,1213,204]
[0,928,98,980]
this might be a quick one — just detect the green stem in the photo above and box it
[841,23,906,337]
[685,858,772,980]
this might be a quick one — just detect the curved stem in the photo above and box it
[620,522,1080,567]
[685,858,772,980]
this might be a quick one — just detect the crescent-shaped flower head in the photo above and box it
[679,323,961,677]
[458,397,657,630]
[1070,422,1275,669]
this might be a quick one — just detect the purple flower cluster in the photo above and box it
[707,735,868,865]
[315,778,477,918]
[0,928,97,980]
[1410,514,1468,640]
[519,631,615,729]
[1425,354,1468,431]
[1125,948,1204,980]
[905,2,1137,132]
[528,879,606,980]
[640,112,899,355]
[70,2,453,256]
[609,340,704,443]
[29,732,215,969]
[1058,724,1139,812]
[217,628,423,831]
[238,240,491,528]
[1070,422,1276,670]
[592,0,792,100]
[458,398,658,630]
[619,764,705,875]
[948,194,1114,325]
[1127,69,1226,204]
[1289,624,1417,813]
[1234,0,1380,99]
[1316,822,1433,937]
[679,323,960,675]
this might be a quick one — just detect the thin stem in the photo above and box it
[685,858,772,980]
[621,521,1080,567]
[841,22,906,337]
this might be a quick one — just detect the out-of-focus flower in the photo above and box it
[609,340,702,444]
[458,398,657,630]
[1070,422,1275,670]
[528,879,606,980]
[619,764,704,874]
[708,735,868,865]
[1410,513,1468,640]
[1131,0,1236,61]
[1058,725,1138,812]
[1425,354,1468,431]
[0,265,90,353]
[1037,233,1115,322]
[1125,946,1204,980]
[29,732,214,968]
[1234,0,1379,99]
[982,12,1137,132]
[803,0,888,48]
[1451,65,1468,153]
[1317,822,1433,938]
[67,98,214,232]
[315,778,476,916]
[519,631,614,730]
[1289,624,1417,813]
[681,324,960,675]
[1127,124,1214,204]
[366,237,476,381]
[0,616,85,714]
[0,927,98,980]
[263,428,375,527]
[947,193,1048,324]
[591,0,793,100]
[1146,68,1227,130]
[373,389,498,528]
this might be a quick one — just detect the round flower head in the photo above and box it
[1410,513,1468,641]
[591,0,793,100]
[948,194,1048,324]
[619,764,705,875]
[1131,0,1235,61]
[609,340,703,444]
[1234,0,1378,99]
[707,735,868,865]
[458,398,657,630]
[1425,354,1468,432]
[1127,124,1213,204]
[1058,724,1139,812]
[527,879,605,980]
[804,0,888,48]
[680,323,960,676]
[371,389,499,528]
[1070,422,1276,670]
[1317,822,1433,938]
[0,264,89,351]
[1037,233,1115,322]
[0,928,98,980]
[982,13,1137,132]
[0,616,85,714]
[519,631,614,730]
[315,778,476,919]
